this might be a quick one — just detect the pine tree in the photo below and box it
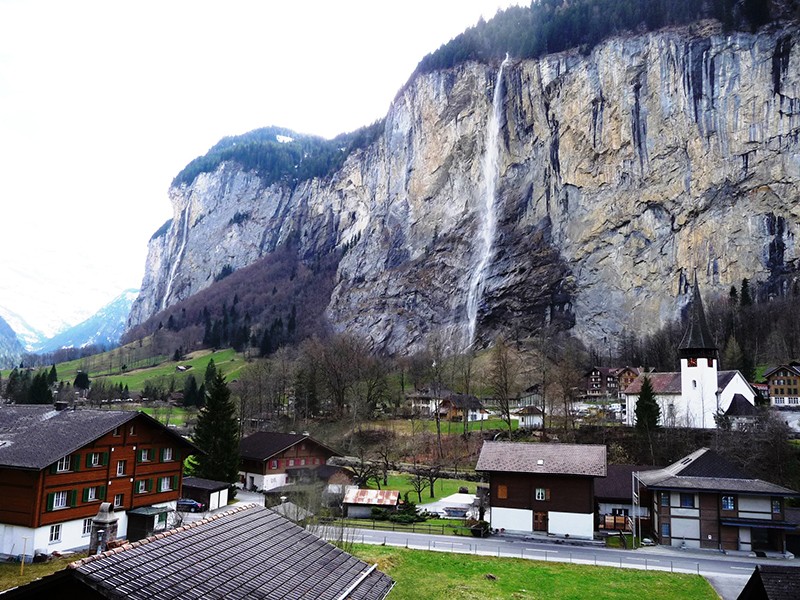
[635,376,660,432]
[47,364,58,386]
[191,371,240,490]
[27,372,52,405]
[740,278,752,306]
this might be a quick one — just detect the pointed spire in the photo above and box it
[679,272,717,356]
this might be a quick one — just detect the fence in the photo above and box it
[316,517,478,537]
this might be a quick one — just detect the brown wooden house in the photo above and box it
[476,442,606,539]
[0,405,197,559]
[239,431,341,492]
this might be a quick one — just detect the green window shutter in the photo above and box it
[136,449,141,463]
[49,463,58,475]
[99,486,106,500]
[82,488,89,503]
[72,454,80,471]
[85,454,92,468]
[46,493,54,511]
[171,475,178,490]
[101,452,109,466]
[160,448,165,462]
[69,489,78,507]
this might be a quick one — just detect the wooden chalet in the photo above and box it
[0,405,197,559]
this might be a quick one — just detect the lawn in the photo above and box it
[350,545,718,600]
[0,552,89,591]
[374,418,517,437]
[366,474,480,505]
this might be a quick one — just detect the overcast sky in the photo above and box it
[0,0,520,338]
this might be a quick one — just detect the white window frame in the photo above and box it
[137,480,147,494]
[159,476,172,492]
[56,456,71,472]
[114,493,124,508]
[141,448,151,462]
[82,518,93,536]
[49,524,61,543]
[535,488,546,501]
[89,452,101,467]
[53,490,68,509]
[87,486,98,501]
[162,447,173,462]
[117,460,126,476]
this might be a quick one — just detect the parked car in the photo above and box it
[176,498,205,513]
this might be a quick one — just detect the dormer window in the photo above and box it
[56,456,71,472]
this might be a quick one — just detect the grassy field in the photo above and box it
[373,418,516,437]
[366,474,479,504]
[350,545,717,600]
[0,552,89,591]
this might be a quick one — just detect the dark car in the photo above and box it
[176,498,205,513]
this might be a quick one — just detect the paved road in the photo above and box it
[319,526,792,599]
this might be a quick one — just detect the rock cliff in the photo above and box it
[129,22,800,354]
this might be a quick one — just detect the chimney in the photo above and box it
[54,401,68,411]
[89,502,119,554]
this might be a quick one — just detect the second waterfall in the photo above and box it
[464,55,509,350]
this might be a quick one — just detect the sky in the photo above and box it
[0,0,522,340]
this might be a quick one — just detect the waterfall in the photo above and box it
[464,55,508,350]
[161,206,190,311]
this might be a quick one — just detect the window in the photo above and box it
[772,499,782,514]
[692,380,697,389]
[129,424,136,435]
[300,458,306,466]
[535,488,550,501]
[137,480,149,493]
[112,426,121,436]
[114,494,123,508]
[87,487,98,501]
[680,493,695,508]
[117,460,126,476]
[270,459,278,470]
[139,448,151,462]
[56,456,71,472]
[49,524,61,543]
[721,496,735,511]
[660,522,670,538]
[687,358,697,367]
[82,518,92,536]
[660,492,670,507]
[89,452,101,467]
[288,459,295,467]
[162,447,173,462]
[497,484,508,499]
[159,476,172,492]
[53,490,68,509]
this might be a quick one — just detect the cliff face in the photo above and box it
[129,23,800,354]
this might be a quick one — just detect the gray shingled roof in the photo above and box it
[638,448,798,496]
[69,504,393,599]
[476,442,606,477]
[239,431,341,462]
[679,279,717,353]
[0,405,139,469]
[182,476,230,492]
[739,565,800,600]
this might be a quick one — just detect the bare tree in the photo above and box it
[407,462,430,503]
[487,337,520,438]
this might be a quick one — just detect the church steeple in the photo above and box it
[678,274,717,360]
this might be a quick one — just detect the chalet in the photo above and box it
[0,405,196,559]
[438,394,489,422]
[624,280,756,428]
[510,384,541,411]
[514,405,544,429]
[238,431,341,492]
[3,504,393,599]
[763,364,800,407]
[635,448,799,553]
[476,441,606,539]
[343,488,400,519]
[406,386,453,417]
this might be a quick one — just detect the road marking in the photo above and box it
[731,566,753,571]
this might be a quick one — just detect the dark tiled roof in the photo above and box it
[286,464,352,482]
[239,431,340,461]
[724,394,759,417]
[476,442,606,477]
[739,565,800,600]
[594,465,657,502]
[182,476,230,491]
[679,279,716,353]
[763,364,800,379]
[69,504,393,599]
[516,405,543,416]
[0,406,137,469]
[638,448,798,496]
[443,394,484,410]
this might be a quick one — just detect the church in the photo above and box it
[623,281,756,429]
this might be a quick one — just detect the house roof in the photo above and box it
[182,476,230,492]
[738,565,800,600]
[286,464,352,481]
[66,504,393,599]
[724,394,759,417]
[637,448,798,496]
[476,442,606,477]
[515,405,544,416]
[239,431,340,462]
[442,394,484,410]
[343,489,400,506]
[679,278,716,354]
[594,465,657,502]
[0,406,195,470]
[763,364,800,379]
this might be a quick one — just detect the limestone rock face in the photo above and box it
[129,23,800,354]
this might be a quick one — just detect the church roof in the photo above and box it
[624,371,742,395]
[679,278,717,353]
[724,393,759,417]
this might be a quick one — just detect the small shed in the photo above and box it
[343,489,400,519]
[182,476,230,511]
